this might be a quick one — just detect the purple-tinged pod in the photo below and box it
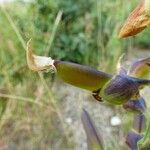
[26,40,112,92]
[128,57,150,79]
[100,75,139,105]
[123,97,146,113]
[100,75,150,105]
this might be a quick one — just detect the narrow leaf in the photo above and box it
[126,130,143,150]
[81,108,104,150]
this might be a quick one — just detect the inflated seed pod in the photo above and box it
[26,40,112,92]
[100,75,150,105]
[54,60,111,91]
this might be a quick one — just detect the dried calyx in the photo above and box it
[26,40,56,73]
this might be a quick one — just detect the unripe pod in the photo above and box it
[100,75,140,105]
[54,60,111,91]
[100,75,150,105]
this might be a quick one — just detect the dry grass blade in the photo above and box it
[0,93,44,106]
[1,5,70,141]
[81,108,104,150]
[0,5,26,49]
[45,11,63,55]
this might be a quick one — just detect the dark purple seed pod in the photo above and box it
[100,75,139,105]
[123,97,146,113]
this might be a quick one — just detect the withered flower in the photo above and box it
[119,0,150,38]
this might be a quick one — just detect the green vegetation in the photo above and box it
[0,0,150,149]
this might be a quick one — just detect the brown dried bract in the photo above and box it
[26,39,56,72]
[119,0,150,38]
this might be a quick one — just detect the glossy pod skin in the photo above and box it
[100,75,139,105]
[100,75,150,105]
[54,60,112,92]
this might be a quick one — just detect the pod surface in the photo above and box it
[54,60,112,91]
[100,75,139,105]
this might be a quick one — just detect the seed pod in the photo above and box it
[26,40,112,92]
[100,74,150,105]
[26,40,150,104]
[128,57,150,79]
[100,75,148,105]
[119,0,150,38]
[54,60,111,91]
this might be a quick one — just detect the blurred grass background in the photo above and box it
[0,0,150,149]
